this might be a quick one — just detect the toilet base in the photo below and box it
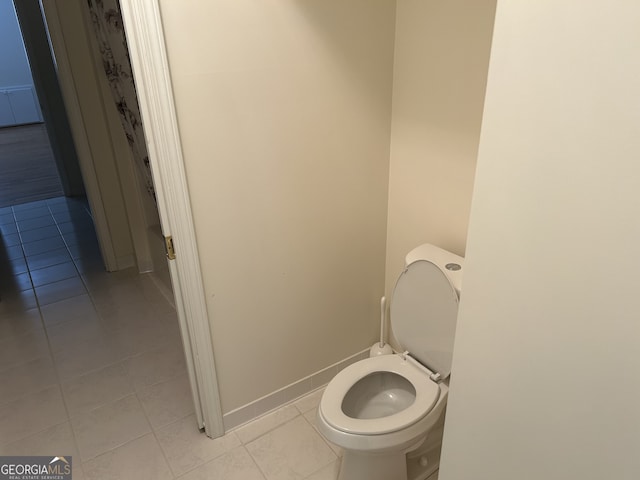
[336,448,439,480]
[406,448,440,480]
[407,412,444,479]
[338,450,407,480]
[337,413,445,480]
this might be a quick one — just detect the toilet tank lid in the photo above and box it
[405,244,463,293]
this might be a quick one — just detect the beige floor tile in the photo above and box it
[0,422,83,479]
[91,285,152,319]
[45,315,107,353]
[0,421,78,456]
[137,374,195,429]
[139,280,177,316]
[0,355,57,404]
[124,344,188,390]
[0,308,43,339]
[61,362,134,417]
[80,267,139,293]
[96,301,159,332]
[306,459,340,480]
[0,289,37,312]
[0,329,49,371]
[302,408,318,428]
[70,394,151,461]
[178,446,265,480]
[40,294,98,327]
[53,337,127,381]
[303,408,342,457]
[83,433,173,480]
[246,416,336,480]
[34,277,86,306]
[112,320,183,357]
[0,385,68,446]
[156,414,241,477]
[235,405,300,444]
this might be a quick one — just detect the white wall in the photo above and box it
[439,2,640,479]
[159,0,396,413]
[385,0,495,300]
[0,0,33,87]
[0,0,42,126]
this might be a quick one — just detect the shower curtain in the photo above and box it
[86,0,155,199]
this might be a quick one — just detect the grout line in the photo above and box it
[165,429,242,480]
[151,428,177,480]
[244,443,269,480]
[0,402,70,450]
[80,427,152,465]
[298,401,340,461]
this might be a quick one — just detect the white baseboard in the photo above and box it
[223,348,370,431]
[0,85,43,127]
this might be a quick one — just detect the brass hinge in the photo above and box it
[165,235,176,260]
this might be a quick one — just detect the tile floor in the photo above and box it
[0,196,439,480]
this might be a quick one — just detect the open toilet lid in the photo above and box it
[391,260,459,380]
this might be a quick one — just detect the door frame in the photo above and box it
[118,0,224,438]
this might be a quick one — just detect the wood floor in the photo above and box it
[0,124,64,208]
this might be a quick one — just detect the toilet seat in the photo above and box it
[319,354,440,436]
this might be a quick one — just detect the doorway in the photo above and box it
[0,0,81,207]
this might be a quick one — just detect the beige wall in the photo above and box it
[159,0,396,412]
[384,0,496,303]
[440,2,640,479]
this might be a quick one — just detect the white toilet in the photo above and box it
[317,244,463,480]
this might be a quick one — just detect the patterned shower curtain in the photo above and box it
[86,0,155,199]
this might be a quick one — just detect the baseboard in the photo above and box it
[223,348,370,431]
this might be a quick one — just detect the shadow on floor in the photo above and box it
[0,124,64,208]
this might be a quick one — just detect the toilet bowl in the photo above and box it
[317,244,463,480]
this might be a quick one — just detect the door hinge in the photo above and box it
[165,235,176,260]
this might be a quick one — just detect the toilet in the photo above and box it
[317,244,463,480]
